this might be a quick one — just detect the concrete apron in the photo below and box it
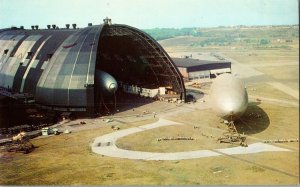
[91,118,291,160]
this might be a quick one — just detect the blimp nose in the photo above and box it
[109,83,117,92]
[221,98,246,118]
[95,70,118,95]
[222,100,239,114]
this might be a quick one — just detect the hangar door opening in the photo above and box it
[95,24,185,114]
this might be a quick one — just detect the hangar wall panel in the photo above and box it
[20,35,52,92]
[1,35,42,89]
[36,25,102,108]
[0,34,26,87]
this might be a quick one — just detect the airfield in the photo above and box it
[0,26,299,185]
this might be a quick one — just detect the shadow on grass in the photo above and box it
[234,102,270,135]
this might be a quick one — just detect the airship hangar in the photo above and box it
[0,18,186,117]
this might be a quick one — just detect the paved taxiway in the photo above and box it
[91,118,290,160]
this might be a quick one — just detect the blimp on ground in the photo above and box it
[210,73,248,121]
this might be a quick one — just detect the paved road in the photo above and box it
[216,53,264,78]
[249,95,299,107]
[248,61,298,67]
[91,118,290,160]
[267,82,299,100]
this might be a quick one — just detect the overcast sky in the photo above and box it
[0,0,298,29]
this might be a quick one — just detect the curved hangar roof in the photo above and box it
[0,24,185,113]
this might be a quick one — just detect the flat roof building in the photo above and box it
[172,57,231,81]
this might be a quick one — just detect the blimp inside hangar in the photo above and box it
[0,19,186,116]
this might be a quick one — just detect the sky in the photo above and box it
[0,0,298,29]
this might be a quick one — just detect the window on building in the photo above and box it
[26,51,33,59]
[4,49,9,55]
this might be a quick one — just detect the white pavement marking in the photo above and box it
[91,118,291,160]
[267,82,299,100]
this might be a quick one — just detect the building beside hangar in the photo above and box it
[172,57,231,82]
[0,19,186,116]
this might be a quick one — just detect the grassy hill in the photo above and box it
[144,25,299,49]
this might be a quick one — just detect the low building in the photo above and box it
[172,57,231,82]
